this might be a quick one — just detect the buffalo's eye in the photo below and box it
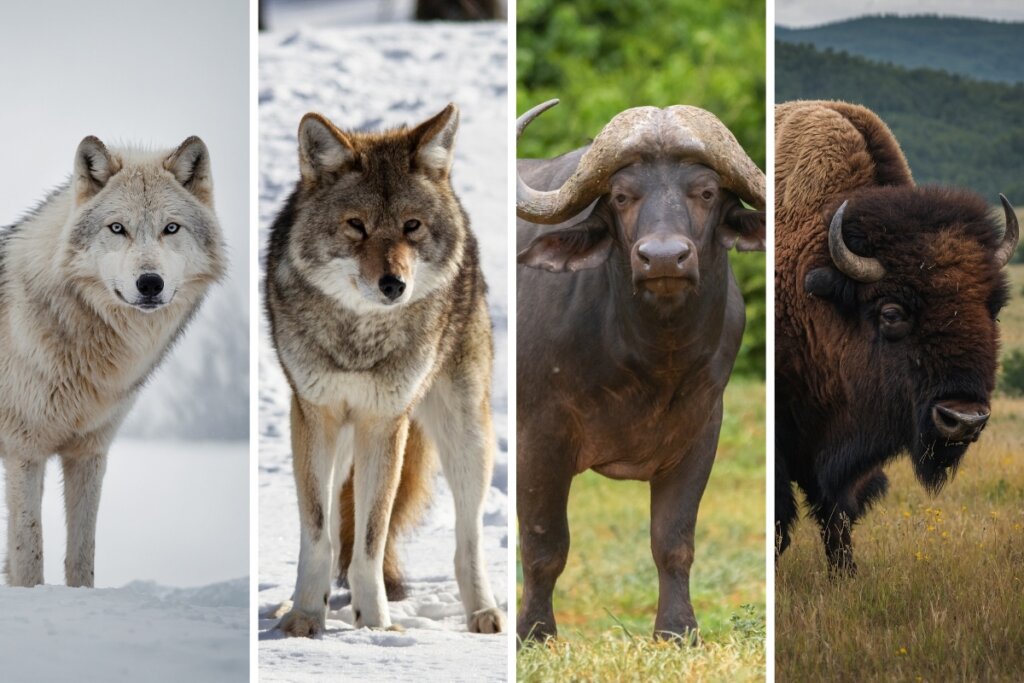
[163,223,180,235]
[404,219,421,233]
[879,302,911,340]
[109,222,125,235]
[613,194,630,207]
[701,189,715,201]
[346,218,367,238]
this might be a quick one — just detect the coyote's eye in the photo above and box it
[404,219,421,233]
[163,223,180,235]
[109,222,125,235]
[347,218,366,236]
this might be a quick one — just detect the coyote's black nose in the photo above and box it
[378,275,406,301]
[136,273,164,298]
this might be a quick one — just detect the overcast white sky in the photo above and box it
[777,0,1024,28]
[0,0,249,289]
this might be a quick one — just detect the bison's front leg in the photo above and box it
[816,500,856,575]
[516,429,574,643]
[649,403,720,642]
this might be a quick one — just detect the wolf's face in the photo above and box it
[65,136,225,314]
[287,104,466,312]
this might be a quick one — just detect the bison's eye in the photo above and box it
[345,218,367,239]
[879,303,911,340]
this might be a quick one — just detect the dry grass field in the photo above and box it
[516,379,766,682]
[775,262,1024,681]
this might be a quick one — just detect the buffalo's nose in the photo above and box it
[136,273,164,298]
[931,402,990,442]
[378,274,406,301]
[637,238,690,270]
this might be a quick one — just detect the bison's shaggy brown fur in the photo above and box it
[775,100,1015,573]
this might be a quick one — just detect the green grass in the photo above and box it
[775,262,1024,682]
[516,379,766,681]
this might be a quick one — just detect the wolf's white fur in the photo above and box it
[0,136,225,587]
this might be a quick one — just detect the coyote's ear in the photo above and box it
[74,136,120,205]
[411,103,459,175]
[298,113,356,183]
[164,136,214,206]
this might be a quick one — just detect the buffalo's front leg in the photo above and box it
[649,402,720,641]
[516,431,573,642]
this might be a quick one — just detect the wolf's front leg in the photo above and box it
[349,415,409,629]
[280,395,343,638]
[421,381,505,634]
[61,452,107,587]
[4,457,46,587]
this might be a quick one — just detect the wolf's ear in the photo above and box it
[298,113,356,184]
[411,103,459,176]
[164,136,214,206]
[74,136,120,205]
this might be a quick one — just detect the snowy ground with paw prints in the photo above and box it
[258,21,510,682]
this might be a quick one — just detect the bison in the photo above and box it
[516,99,765,641]
[775,100,1019,573]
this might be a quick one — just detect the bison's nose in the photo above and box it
[931,402,990,442]
[378,274,406,301]
[136,273,164,298]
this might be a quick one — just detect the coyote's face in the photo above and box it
[65,136,225,313]
[287,104,466,312]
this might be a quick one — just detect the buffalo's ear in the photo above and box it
[518,218,613,273]
[298,113,357,183]
[719,205,766,251]
[74,136,121,205]
[164,136,214,206]
[411,103,459,176]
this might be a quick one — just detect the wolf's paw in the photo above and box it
[469,607,506,634]
[278,608,325,638]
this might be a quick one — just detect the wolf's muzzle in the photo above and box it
[136,273,165,298]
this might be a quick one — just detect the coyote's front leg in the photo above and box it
[348,415,408,629]
[280,395,345,638]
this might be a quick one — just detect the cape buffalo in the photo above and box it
[516,99,765,641]
[775,100,1019,573]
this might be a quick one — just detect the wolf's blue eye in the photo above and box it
[164,223,180,235]
[109,223,125,235]
[404,219,421,233]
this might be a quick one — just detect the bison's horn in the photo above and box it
[995,194,1019,268]
[828,200,886,283]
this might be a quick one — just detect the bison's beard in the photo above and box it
[910,433,968,493]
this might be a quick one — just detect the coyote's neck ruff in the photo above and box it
[0,136,225,588]
[265,103,505,636]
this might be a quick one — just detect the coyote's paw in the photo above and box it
[469,607,506,634]
[278,608,325,638]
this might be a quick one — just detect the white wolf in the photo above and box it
[0,135,225,587]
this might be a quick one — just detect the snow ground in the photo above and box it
[258,22,510,682]
[0,439,250,680]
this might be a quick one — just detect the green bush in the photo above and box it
[999,348,1024,396]
[517,0,767,377]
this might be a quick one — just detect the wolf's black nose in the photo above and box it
[136,273,164,297]
[378,275,406,301]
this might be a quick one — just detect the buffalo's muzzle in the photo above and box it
[931,401,990,442]
[631,236,699,290]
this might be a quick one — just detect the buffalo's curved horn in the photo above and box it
[828,200,886,282]
[995,194,1019,268]
[516,101,766,225]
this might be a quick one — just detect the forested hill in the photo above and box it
[776,41,1024,201]
[777,16,1024,84]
